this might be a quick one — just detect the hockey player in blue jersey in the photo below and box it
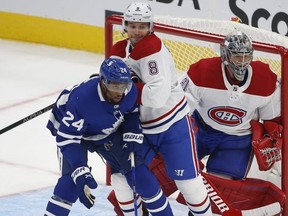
[44,58,174,216]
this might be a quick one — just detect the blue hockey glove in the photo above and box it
[71,166,98,209]
[123,132,144,152]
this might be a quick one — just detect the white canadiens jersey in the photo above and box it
[110,33,190,134]
[180,57,281,136]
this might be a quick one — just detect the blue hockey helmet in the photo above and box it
[99,58,132,93]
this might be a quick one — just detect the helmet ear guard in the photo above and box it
[220,31,254,81]
[122,2,154,33]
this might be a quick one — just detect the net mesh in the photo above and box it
[112,16,288,77]
[106,16,288,212]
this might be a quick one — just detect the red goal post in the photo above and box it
[105,15,288,215]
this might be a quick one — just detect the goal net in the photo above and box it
[105,15,288,215]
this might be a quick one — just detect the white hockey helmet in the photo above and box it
[220,31,253,81]
[123,2,153,32]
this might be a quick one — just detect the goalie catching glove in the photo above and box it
[71,166,98,208]
[251,120,283,171]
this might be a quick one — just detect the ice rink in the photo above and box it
[0,39,281,216]
[0,39,191,215]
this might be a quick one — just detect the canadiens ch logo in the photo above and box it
[208,106,246,126]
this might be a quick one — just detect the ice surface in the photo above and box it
[0,39,189,215]
[0,39,281,216]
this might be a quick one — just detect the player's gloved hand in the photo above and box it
[123,132,144,152]
[71,166,98,209]
[131,71,142,83]
[251,120,282,171]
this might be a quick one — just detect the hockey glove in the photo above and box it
[251,120,282,171]
[131,71,142,83]
[71,166,98,208]
[123,132,144,152]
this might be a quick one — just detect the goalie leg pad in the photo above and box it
[175,175,212,216]
[178,172,286,215]
[107,190,124,216]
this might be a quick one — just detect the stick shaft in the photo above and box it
[0,103,54,135]
[130,151,138,216]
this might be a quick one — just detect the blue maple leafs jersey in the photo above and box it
[47,76,140,149]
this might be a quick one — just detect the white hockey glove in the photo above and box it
[71,166,98,208]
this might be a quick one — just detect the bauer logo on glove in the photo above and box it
[71,166,98,209]
[123,132,144,144]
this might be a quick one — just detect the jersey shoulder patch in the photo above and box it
[129,33,162,60]
[110,39,128,58]
[244,61,277,96]
[187,57,226,89]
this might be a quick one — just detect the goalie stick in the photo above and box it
[0,103,54,135]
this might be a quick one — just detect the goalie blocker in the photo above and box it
[108,154,285,215]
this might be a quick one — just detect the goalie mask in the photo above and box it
[99,58,132,95]
[122,2,153,32]
[220,31,253,81]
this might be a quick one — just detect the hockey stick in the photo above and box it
[202,171,282,216]
[129,151,138,216]
[0,103,54,135]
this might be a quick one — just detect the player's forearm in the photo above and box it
[60,143,87,168]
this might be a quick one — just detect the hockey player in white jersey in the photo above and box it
[107,2,212,216]
[130,30,282,216]
[180,31,282,180]
[44,58,174,216]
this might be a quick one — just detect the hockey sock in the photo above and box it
[175,175,212,216]
[44,195,72,216]
[111,173,143,216]
[127,164,174,216]
[141,188,173,216]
